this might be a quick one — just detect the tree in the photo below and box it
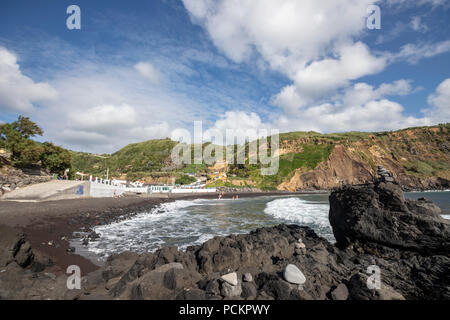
[40,142,73,177]
[0,116,73,175]
[12,116,43,139]
[175,175,196,185]
[0,117,43,167]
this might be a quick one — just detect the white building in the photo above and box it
[149,185,173,193]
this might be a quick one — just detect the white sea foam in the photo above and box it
[264,197,334,241]
[87,200,203,257]
[442,214,450,220]
[264,197,330,227]
[84,195,335,260]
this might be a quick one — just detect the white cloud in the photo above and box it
[0,47,57,113]
[182,0,450,126]
[69,104,138,135]
[392,40,450,64]
[128,122,171,139]
[211,111,264,132]
[341,79,414,107]
[275,99,430,133]
[276,42,386,113]
[183,0,387,114]
[134,62,162,85]
[60,129,111,147]
[272,85,306,114]
[204,111,270,144]
[183,0,375,65]
[24,57,217,153]
[0,42,223,154]
[410,16,428,33]
[377,79,415,96]
[426,78,450,123]
[384,0,448,7]
[272,79,430,133]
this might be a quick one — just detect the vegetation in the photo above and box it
[0,116,72,176]
[68,123,449,189]
[175,175,197,185]
[2,116,448,189]
[40,142,73,176]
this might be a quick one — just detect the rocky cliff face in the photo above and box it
[1,179,448,300]
[278,145,374,191]
[278,125,450,191]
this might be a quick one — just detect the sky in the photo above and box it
[0,0,449,153]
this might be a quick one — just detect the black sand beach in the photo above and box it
[0,191,305,273]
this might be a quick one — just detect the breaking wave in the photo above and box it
[264,197,334,241]
[81,195,335,262]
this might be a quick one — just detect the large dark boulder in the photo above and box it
[329,181,450,254]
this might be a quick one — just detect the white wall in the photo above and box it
[125,187,148,193]
[171,188,217,194]
[90,182,125,197]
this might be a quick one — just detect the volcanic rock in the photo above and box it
[221,280,242,298]
[1,179,449,300]
[330,283,349,300]
[329,180,450,254]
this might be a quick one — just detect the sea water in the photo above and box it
[78,191,449,264]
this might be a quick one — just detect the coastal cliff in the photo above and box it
[277,125,450,191]
[71,123,450,191]
[1,179,448,300]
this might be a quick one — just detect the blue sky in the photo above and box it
[0,0,449,153]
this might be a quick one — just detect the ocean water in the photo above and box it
[78,191,449,263]
[405,191,450,217]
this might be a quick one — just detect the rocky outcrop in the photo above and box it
[329,179,450,254]
[0,167,52,196]
[277,125,450,191]
[0,225,53,272]
[1,180,449,300]
[279,145,374,191]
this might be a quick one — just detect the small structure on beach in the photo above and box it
[149,185,173,193]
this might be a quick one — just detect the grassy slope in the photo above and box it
[71,123,450,189]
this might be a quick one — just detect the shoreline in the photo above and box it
[0,191,307,273]
[0,181,449,299]
[0,196,170,273]
[1,188,448,275]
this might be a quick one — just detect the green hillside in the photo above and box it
[71,123,450,190]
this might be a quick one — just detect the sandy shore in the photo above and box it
[0,191,307,274]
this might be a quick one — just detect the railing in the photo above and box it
[89,176,126,188]
[89,176,126,197]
